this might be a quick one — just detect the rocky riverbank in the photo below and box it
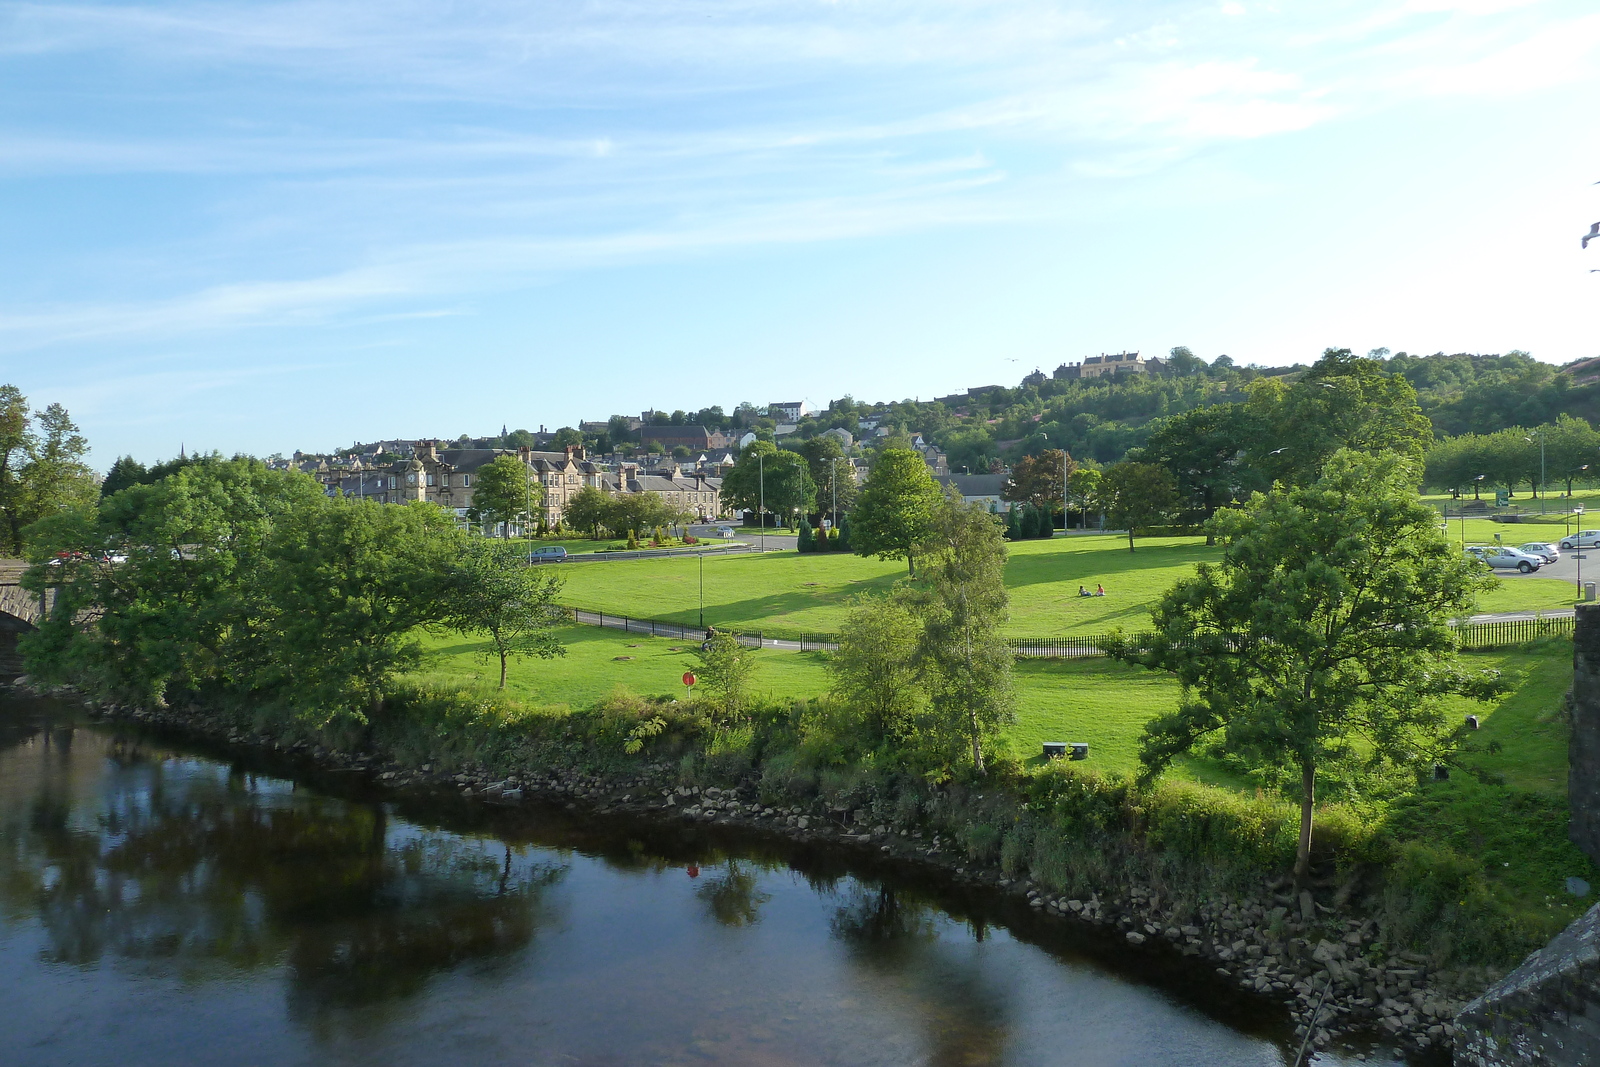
[13,677,1472,1062]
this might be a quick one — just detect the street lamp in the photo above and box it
[698,549,704,629]
[1038,433,1067,537]
[1578,505,1587,603]
[1463,475,1486,550]
[758,449,766,554]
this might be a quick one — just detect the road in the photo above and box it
[535,534,798,565]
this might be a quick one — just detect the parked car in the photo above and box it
[529,546,568,562]
[1560,530,1600,550]
[1466,545,1544,572]
[1518,542,1561,564]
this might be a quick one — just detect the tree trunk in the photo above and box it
[906,549,916,578]
[970,707,985,775]
[498,648,509,689]
[1294,758,1315,888]
[1127,528,1136,553]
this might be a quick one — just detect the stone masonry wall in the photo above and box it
[1570,602,1600,863]
[1454,901,1600,1065]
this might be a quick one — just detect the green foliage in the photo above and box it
[1095,461,1178,551]
[849,448,942,576]
[720,441,815,526]
[1109,449,1504,882]
[1002,449,1073,511]
[910,494,1015,775]
[696,631,755,719]
[467,455,542,535]
[446,540,567,688]
[827,595,925,746]
[797,521,814,553]
[0,384,98,555]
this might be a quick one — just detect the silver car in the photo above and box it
[1560,530,1600,550]
[1466,546,1544,573]
[1518,542,1561,564]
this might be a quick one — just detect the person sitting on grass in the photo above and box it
[1078,585,1091,597]
[1094,583,1106,597]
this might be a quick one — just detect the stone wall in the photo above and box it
[1454,602,1600,1063]
[1454,901,1600,1065]
[1571,602,1600,862]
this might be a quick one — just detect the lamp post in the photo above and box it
[1038,433,1066,537]
[1578,505,1586,604]
[758,450,766,554]
[698,549,704,629]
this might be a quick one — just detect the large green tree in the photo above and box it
[797,436,858,521]
[849,449,942,576]
[467,456,542,536]
[827,595,925,747]
[0,385,97,555]
[1095,461,1179,552]
[1106,451,1502,885]
[1245,349,1433,486]
[719,441,814,528]
[911,494,1014,774]
[446,541,566,688]
[1136,404,1261,536]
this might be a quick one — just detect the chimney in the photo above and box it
[520,445,532,463]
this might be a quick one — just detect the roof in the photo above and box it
[936,473,1005,496]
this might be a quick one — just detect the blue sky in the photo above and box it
[2,0,1598,466]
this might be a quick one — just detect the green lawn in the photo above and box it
[546,531,1577,638]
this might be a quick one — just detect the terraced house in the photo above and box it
[313,442,723,526]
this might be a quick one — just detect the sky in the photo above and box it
[2,0,1598,467]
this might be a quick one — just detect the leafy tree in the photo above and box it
[850,449,942,576]
[827,595,924,746]
[0,386,98,554]
[101,456,150,497]
[911,494,1014,774]
[1136,404,1261,539]
[696,631,754,718]
[1002,448,1074,512]
[1106,451,1502,885]
[446,541,566,688]
[607,415,635,445]
[798,436,858,520]
[1067,466,1101,529]
[1546,415,1600,495]
[1096,461,1178,552]
[718,441,814,528]
[467,456,542,536]
[551,426,583,450]
[1245,349,1432,486]
[258,499,463,724]
[562,485,613,538]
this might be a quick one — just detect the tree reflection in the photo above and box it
[694,858,771,927]
[0,729,565,1026]
[830,883,1011,1067]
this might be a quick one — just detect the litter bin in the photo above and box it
[1042,741,1067,759]
[1587,582,1596,603]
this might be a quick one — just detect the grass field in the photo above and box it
[418,622,1593,924]
[546,532,1580,638]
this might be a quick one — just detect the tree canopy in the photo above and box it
[719,441,814,527]
[1107,450,1502,885]
[0,385,98,555]
[849,449,942,576]
[467,455,542,535]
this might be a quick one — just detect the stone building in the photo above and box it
[1054,352,1168,380]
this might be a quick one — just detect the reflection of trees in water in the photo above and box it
[0,732,565,1025]
[830,883,1011,1067]
[694,858,772,927]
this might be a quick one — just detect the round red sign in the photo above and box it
[682,672,697,687]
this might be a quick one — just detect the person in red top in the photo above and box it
[1095,583,1105,597]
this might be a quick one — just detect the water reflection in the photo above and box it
[0,713,565,1026]
[0,696,1382,1067]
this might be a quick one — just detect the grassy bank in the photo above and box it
[411,623,1594,963]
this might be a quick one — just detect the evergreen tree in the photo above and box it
[838,513,853,551]
[797,521,814,553]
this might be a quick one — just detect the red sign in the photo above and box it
[682,672,697,687]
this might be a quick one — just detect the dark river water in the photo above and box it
[0,693,1390,1067]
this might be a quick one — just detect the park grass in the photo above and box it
[416,623,1593,932]
[547,530,1577,638]
[549,534,1223,638]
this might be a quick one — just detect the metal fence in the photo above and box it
[564,605,1576,658]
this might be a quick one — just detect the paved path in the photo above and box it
[538,534,799,565]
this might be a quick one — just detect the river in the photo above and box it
[0,692,1394,1066]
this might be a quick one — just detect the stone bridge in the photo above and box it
[0,560,39,632]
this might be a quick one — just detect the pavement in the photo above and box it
[534,534,798,565]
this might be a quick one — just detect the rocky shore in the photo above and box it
[15,680,1473,1062]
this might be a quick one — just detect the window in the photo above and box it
[426,475,435,487]
[462,474,471,487]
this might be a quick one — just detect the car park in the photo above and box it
[1560,530,1600,550]
[1466,545,1545,572]
[1518,542,1561,564]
